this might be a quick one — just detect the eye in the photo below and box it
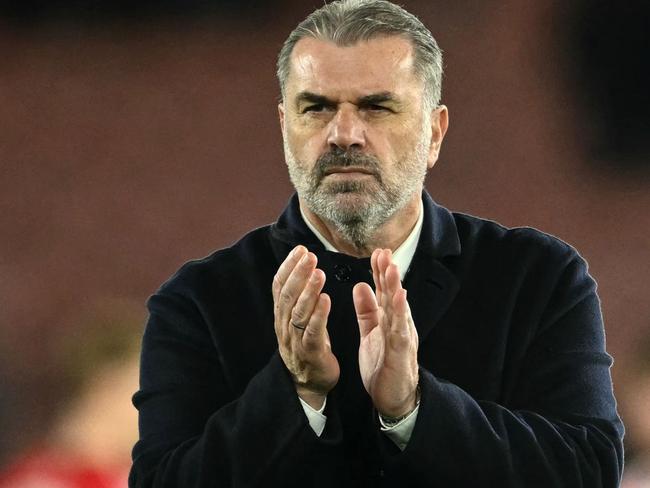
[302,104,327,113]
[365,104,392,113]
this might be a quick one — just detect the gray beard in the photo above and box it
[285,144,426,253]
[304,179,403,252]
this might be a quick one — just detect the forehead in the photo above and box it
[287,36,421,99]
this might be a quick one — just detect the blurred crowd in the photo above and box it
[0,303,140,488]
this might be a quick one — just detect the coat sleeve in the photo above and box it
[378,250,624,487]
[129,285,343,488]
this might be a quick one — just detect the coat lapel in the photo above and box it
[405,254,459,343]
[269,194,326,263]
[403,192,461,342]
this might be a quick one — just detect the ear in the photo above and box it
[427,105,449,169]
[278,102,286,134]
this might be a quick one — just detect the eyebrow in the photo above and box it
[295,91,335,107]
[295,91,400,107]
[358,92,398,106]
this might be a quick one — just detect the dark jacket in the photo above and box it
[130,192,624,487]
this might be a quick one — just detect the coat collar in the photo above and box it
[269,191,461,257]
[269,191,461,341]
[404,191,461,342]
[269,193,327,251]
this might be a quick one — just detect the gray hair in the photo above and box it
[276,0,443,110]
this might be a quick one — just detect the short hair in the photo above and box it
[276,0,443,110]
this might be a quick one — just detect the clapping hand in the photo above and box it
[272,246,340,409]
[353,248,419,418]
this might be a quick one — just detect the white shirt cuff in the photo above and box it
[299,396,327,437]
[379,404,419,451]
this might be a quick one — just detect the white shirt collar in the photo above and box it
[299,200,424,281]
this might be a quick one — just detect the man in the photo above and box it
[130,1,624,486]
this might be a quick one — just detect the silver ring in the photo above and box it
[291,321,306,331]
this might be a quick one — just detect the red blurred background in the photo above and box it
[1,0,648,484]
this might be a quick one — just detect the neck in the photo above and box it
[299,192,422,258]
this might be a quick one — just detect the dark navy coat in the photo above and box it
[130,192,624,487]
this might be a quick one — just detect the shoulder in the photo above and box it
[451,211,582,268]
[155,224,276,301]
[446,211,599,335]
[447,211,595,300]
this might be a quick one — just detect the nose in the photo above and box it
[326,105,366,151]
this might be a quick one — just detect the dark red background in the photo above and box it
[1,0,648,466]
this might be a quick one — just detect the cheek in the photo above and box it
[373,129,418,164]
[287,122,326,159]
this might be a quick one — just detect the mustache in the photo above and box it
[314,148,382,182]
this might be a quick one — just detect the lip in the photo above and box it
[323,167,374,175]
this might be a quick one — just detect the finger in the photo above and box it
[278,252,317,323]
[272,245,308,304]
[386,288,414,354]
[290,268,326,332]
[395,289,418,342]
[391,288,409,331]
[274,251,315,346]
[377,248,392,275]
[374,249,387,309]
[385,262,402,297]
[353,282,379,338]
[377,249,392,310]
[302,293,331,350]
[371,248,382,297]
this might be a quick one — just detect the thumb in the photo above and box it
[353,282,379,337]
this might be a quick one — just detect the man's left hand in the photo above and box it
[353,248,419,418]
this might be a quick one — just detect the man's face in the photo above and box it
[279,36,447,246]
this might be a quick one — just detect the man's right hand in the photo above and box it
[272,245,339,409]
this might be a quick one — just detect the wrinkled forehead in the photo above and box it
[286,36,422,100]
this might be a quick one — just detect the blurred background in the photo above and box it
[1,0,648,486]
